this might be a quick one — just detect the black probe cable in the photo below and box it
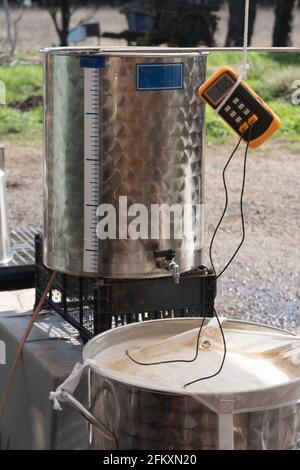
[125,316,206,365]
[126,126,253,387]
[183,307,227,388]
[212,124,253,280]
[186,124,253,387]
[125,139,241,367]
[209,136,243,277]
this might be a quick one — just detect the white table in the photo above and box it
[0,289,89,450]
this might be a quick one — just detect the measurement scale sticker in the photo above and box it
[136,63,184,91]
[82,63,101,274]
[80,57,106,68]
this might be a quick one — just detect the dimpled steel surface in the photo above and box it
[43,50,207,277]
[90,373,300,450]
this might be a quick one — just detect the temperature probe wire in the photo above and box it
[209,136,243,276]
[183,308,227,388]
[126,316,206,366]
[210,124,253,279]
[188,124,253,387]
[126,125,253,388]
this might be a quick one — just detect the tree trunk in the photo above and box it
[3,0,14,54]
[272,0,296,46]
[59,0,71,46]
[225,0,257,47]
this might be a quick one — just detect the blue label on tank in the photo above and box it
[80,57,106,68]
[136,63,184,91]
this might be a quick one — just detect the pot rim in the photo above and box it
[83,317,300,401]
[40,46,209,57]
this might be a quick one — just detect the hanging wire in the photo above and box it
[183,0,253,386]
[183,309,227,388]
[215,125,253,279]
[209,136,243,276]
[209,126,253,280]
[215,0,251,114]
[0,271,58,417]
[243,0,251,79]
[125,125,253,387]
[125,0,253,386]
[185,125,253,387]
[125,316,206,366]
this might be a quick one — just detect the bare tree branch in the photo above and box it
[44,1,100,46]
[76,7,100,27]
[2,0,24,58]
[3,0,14,54]
[48,7,61,37]
[11,7,25,56]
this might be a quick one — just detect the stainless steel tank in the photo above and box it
[42,47,207,278]
[53,318,300,450]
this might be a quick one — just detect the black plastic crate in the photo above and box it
[35,234,216,342]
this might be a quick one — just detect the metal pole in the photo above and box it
[40,46,300,55]
[0,144,4,172]
[0,143,12,264]
[97,46,300,52]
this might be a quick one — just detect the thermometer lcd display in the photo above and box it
[204,73,235,107]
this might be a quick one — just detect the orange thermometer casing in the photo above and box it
[198,66,280,148]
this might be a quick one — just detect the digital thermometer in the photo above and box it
[198,66,280,148]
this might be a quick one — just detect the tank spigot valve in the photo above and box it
[169,259,180,285]
[154,250,180,285]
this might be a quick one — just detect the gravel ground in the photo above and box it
[3,138,299,333]
[4,142,42,230]
[204,140,299,334]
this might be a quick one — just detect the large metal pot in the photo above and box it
[58,318,300,450]
[41,47,207,278]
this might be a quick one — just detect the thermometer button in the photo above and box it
[248,114,258,126]
[239,122,249,134]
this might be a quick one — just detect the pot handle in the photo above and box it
[61,389,116,443]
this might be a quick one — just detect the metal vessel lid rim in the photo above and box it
[40,46,299,55]
[40,46,208,56]
[82,318,299,397]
